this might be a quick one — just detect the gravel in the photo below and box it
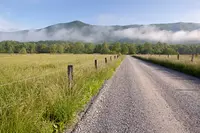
[72,56,200,133]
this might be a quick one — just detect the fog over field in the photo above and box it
[1,24,200,43]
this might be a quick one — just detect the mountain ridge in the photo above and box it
[40,21,200,32]
[1,20,200,43]
[4,20,200,32]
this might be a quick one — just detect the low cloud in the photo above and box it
[0,25,200,44]
[113,26,200,43]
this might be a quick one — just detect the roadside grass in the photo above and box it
[133,55,200,78]
[0,54,124,133]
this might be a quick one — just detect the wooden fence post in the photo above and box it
[168,54,170,58]
[177,54,180,60]
[68,65,73,89]
[95,59,98,69]
[110,56,112,61]
[191,54,194,62]
[105,58,107,64]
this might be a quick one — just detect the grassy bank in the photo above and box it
[133,55,200,78]
[0,54,123,133]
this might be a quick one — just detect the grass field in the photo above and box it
[0,54,123,133]
[134,54,200,78]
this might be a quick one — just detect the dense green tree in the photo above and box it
[0,44,5,53]
[49,44,57,53]
[72,42,85,54]
[57,45,64,54]
[111,42,121,53]
[5,42,14,53]
[121,44,129,54]
[19,47,27,54]
[177,45,192,54]
[163,47,177,55]
[85,43,95,54]
[153,42,164,54]
[197,45,200,54]
[94,44,102,53]
[63,43,70,53]
[141,42,153,54]
[101,42,110,54]
[37,44,49,53]
[190,45,197,54]
[8,47,14,53]
[128,44,137,54]
[29,43,36,53]
[0,40,200,55]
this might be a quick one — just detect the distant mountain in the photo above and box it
[150,22,200,31]
[40,21,200,32]
[42,21,90,33]
[1,21,200,43]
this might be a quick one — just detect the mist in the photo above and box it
[0,25,200,44]
[113,26,200,44]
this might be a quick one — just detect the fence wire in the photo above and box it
[0,56,119,87]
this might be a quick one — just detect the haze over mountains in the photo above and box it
[1,21,200,44]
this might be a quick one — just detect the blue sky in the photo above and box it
[0,0,200,31]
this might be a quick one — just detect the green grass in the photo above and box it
[0,54,123,133]
[133,55,200,78]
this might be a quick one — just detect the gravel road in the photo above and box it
[72,56,200,133]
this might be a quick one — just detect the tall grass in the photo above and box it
[0,54,123,133]
[133,55,200,78]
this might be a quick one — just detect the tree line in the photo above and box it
[0,40,200,54]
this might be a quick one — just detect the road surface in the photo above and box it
[72,56,200,133]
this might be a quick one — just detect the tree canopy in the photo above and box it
[0,40,200,55]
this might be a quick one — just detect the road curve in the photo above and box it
[73,56,200,133]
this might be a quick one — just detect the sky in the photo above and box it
[0,0,200,31]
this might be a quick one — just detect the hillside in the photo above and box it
[41,21,200,32]
[1,21,200,43]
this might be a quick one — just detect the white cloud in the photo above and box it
[113,26,200,43]
[1,25,200,43]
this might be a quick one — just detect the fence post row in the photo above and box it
[68,65,73,89]
[105,58,107,64]
[191,54,194,62]
[95,59,98,69]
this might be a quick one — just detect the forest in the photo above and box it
[0,40,200,55]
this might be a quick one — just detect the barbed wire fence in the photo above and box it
[0,55,120,88]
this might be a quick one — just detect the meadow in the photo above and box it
[0,54,123,133]
[134,54,200,78]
